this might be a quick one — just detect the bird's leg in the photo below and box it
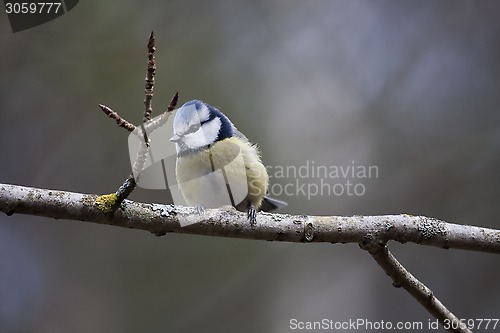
[247,202,257,227]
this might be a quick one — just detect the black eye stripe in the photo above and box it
[186,123,200,134]
[185,115,212,135]
[200,112,216,125]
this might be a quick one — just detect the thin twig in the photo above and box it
[112,31,157,206]
[130,125,150,181]
[98,33,178,210]
[114,175,136,206]
[114,127,148,207]
[102,89,178,208]
[143,31,156,122]
[167,92,179,112]
[361,241,472,333]
[98,104,136,132]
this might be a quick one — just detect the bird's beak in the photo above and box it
[170,134,181,142]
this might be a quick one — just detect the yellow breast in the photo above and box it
[176,137,269,211]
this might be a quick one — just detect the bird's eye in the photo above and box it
[186,123,201,134]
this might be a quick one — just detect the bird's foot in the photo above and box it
[195,204,206,216]
[247,205,257,227]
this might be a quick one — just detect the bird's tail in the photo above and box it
[259,196,287,212]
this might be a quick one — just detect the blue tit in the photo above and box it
[170,100,286,224]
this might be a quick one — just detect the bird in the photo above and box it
[170,100,286,224]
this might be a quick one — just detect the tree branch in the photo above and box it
[1,183,499,254]
[362,242,473,333]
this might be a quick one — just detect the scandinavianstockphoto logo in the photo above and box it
[4,0,79,32]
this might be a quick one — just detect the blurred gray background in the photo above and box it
[1,1,500,332]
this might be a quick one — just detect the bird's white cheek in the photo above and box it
[184,131,211,149]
